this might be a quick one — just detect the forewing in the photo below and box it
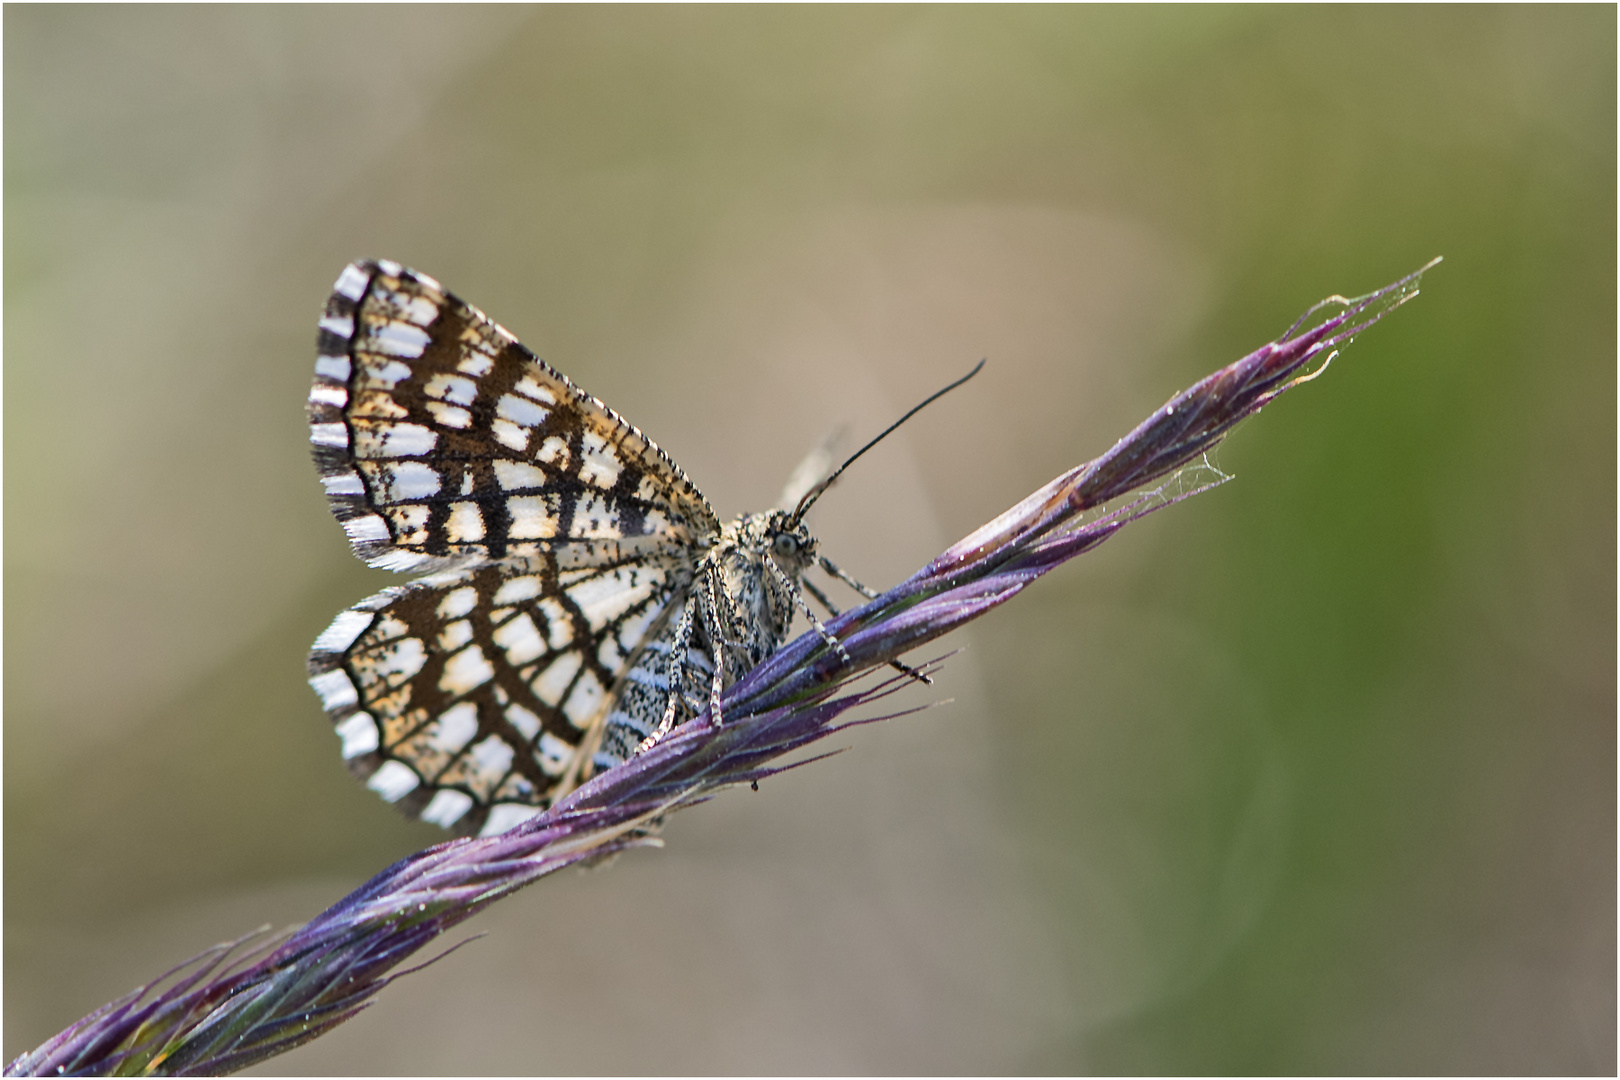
[307,259,720,573]
[308,543,688,836]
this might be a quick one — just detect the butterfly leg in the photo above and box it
[697,566,732,729]
[798,573,843,616]
[807,558,931,686]
[818,554,880,599]
[767,555,851,666]
[638,594,701,753]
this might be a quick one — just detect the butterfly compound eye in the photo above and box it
[772,533,798,558]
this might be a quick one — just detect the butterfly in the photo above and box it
[305,260,914,836]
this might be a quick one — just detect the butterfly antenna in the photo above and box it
[789,358,985,525]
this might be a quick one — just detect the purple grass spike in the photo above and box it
[6,258,1437,1078]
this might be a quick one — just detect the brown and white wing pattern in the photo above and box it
[306,258,719,572]
[306,259,720,833]
[308,547,687,836]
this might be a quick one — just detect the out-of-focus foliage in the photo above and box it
[6,8,1612,1074]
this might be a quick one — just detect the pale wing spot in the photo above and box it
[505,703,542,741]
[389,505,431,545]
[579,457,622,490]
[507,495,560,539]
[421,789,474,828]
[492,613,547,665]
[537,597,574,648]
[373,321,431,358]
[492,419,530,452]
[342,515,390,543]
[334,263,370,301]
[437,619,474,651]
[399,295,439,327]
[438,587,479,619]
[318,314,354,338]
[641,509,670,534]
[445,502,486,542]
[349,390,409,420]
[579,431,623,489]
[562,670,606,728]
[537,436,570,467]
[427,702,479,752]
[315,354,351,381]
[382,423,437,456]
[370,290,436,327]
[497,393,548,428]
[310,423,348,448]
[492,576,542,605]
[481,804,542,836]
[426,402,472,429]
[412,271,442,292]
[369,636,428,683]
[313,609,374,653]
[371,282,411,309]
[425,373,477,405]
[354,422,437,457]
[377,258,403,275]
[309,669,359,711]
[361,359,412,388]
[514,376,557,405]
[536,732,573,775]
[309,384,347,408]
[372,614,410,641]
[490,607,514,623]
[566,568,655,631]
[597,636,626,669]
[434,744,502,803]
[469,735,515,776]
[321,472,364,496]
[460,473,475,495]
[383,461,441,500]
[616,602,661,653]
[495,460,547,491]
[457,352,494,378]
[335,713,380,759]
[441,644,496,694]
[533,650,583,706]
[367,761,420,802]
[493,772,537,805]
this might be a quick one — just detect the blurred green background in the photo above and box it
[6,6,1613,1074]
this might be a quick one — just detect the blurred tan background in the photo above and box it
[5,7,1613,1074]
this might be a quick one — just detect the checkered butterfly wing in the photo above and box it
[306,260,721,835]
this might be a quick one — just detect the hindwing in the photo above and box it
[308,542,691,835]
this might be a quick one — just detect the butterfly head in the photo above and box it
[722,509,817,574]
[766,510,816,568]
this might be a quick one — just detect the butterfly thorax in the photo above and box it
[587,509,814,771]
